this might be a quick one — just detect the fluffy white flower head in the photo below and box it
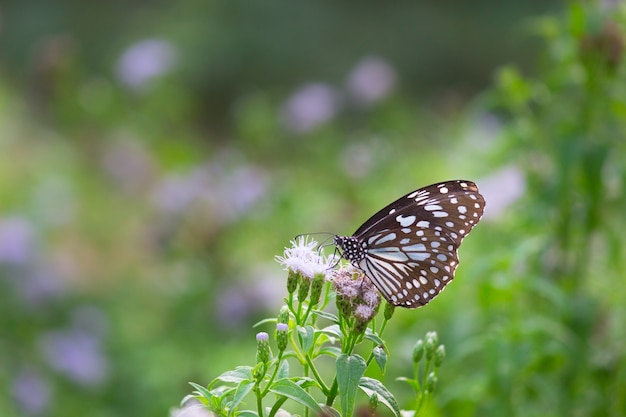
[275,236,334,279]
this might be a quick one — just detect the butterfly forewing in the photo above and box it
[337,180,485,308]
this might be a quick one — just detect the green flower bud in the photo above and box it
[275,323,289,352]
[354,317,368,335]
[278,305,290,325]
[369,392,379,410]
[309,273,325,305]
[383,302,395,320]
[425,331,439,346]
[434,345,446,367]
[256,332,271,364]
[287,270,300,294]
[253,362,265,382]
[412,339,424,363]
[336,294,353,320]
[425,372,438,394]
[297,277,311,302]
[425,333,437,361]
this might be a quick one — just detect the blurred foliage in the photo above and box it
[1,1,626,417]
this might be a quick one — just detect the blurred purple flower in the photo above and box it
[340,141,375,179]
[39,312,109,386]
[345,56,396,106]
[281,83,341,133]
[216,266,285,327]
[12,368,51,416]
[153,161,269,225]
[101,138,156,193]
[213,165,269,221]
[478,166,526,220]
[0,217,37,266]
[152,173,199,214]
[17,262,67,306]
[116,39,177,90]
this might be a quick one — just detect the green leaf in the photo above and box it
[237,411,258,417]
[364,329,384,345]
[372,346,387,373]
[253,318,277,328]
[320,406,342,417]
[359,377,401,417]
[313,310,339,323]
[292,376,322,390]
[318,346,342,358]
[211,367,253,387]
[277,359,289,379]
[336,354,366,417]
[320,324,342,339]
[269,378,323,414]
[228,380,254,417]
[396,377,419,394]
[188,382,213,402]
[297,325,315,352]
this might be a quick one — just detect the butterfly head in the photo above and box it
[334,235,366,265]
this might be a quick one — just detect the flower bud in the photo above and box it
[434,345,446,367]
[278,305,290,325]
[275,323,289,352]
[297,277,311,302]
[253,362,265,382]
[336,294,353,320]
[368,392,379,410]
[256,332,271,364]
[412,339,424,364]
[425,372,437,394]
[424,332,437,360]
[309,273,325,305]
[287,270,300,294]
[354,317,368,335]
[383,302,395,320]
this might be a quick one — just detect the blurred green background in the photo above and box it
[2,1,626,416]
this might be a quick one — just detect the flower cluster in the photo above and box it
[332,265,381,325]
[274,236,335,280]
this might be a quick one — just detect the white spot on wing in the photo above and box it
[396,214,416,227]
[425,204,443,211]
[375,233,397,245]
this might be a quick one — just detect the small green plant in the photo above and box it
[183,237,446,417]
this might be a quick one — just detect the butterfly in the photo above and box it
[334,180,485,308]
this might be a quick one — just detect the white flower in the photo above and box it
[275,236,334,279]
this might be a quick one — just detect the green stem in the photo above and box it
[268,396,288,417]
[415,358,432,415]
[288,330,308,366]
[255,385,264,417]
[260,353,283,397]
[304,354,330,395]
[326,377,339,406]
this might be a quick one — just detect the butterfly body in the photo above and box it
[335,180,485,308]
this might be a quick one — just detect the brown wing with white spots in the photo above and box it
[349,180,485,308]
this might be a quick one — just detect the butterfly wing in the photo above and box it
[353,180,485,308]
